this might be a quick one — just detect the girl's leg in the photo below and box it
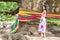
[41,32,43,37]
[44,32,46,37]
[44,26,46,37]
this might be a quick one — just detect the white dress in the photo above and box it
[38,10,46,32]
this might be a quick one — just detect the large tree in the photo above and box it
[45,0,60,13]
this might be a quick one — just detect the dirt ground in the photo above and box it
[0,24,60,40]
[25,35,60,40]
[24,32,60,40]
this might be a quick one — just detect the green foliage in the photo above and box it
[0,2,18,22]
[0,2,18,13]
[0,14,16,22]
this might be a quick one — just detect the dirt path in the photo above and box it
[24,31,60,40]
[25,35,60,40]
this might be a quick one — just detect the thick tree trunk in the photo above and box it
[45,0,60,13]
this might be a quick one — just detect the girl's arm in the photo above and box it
[43,10,46,17]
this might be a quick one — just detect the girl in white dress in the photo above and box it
[38,5,47,37]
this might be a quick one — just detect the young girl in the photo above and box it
[38,5,47,37]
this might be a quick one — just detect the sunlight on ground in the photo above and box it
[0,38,2,40]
